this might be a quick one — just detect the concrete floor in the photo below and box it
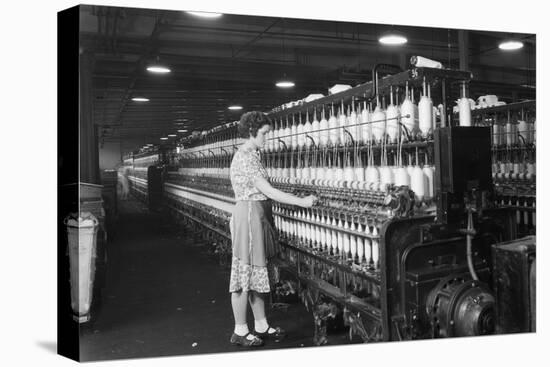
[79,197,355,362]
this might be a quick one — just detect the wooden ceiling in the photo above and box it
[79,5,536,153]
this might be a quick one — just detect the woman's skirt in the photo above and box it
[228,200,279,293]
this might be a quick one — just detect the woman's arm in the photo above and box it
[254,176,315,207]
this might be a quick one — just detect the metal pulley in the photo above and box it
[426,274,495,338]
[383,186,415,217]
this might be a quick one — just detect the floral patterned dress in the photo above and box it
[228,145,276,293]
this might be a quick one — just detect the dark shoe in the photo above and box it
[254,326,286,342]
[230,332,264,347]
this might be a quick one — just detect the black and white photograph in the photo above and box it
[55,2,540,362]
[4,0,546,366]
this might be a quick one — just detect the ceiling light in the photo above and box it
[146,65,171,73]
[178,129,188,133]
[160,137,168,140]
[498,40,524,50]
[379,31,408,45]
[186,11,223,18]
[276,80,295,88]
[228,105,243,110]
[168,134,177,137]
[131,97,150,102]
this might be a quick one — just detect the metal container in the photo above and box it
[65,212,99,323]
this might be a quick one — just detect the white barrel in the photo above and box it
[365,166,380,187]
[65,212,98,323]
[527,122,536,144]
[335,167,345,187]
[303,118,312,148]
[458,97,471,126]
[316,167,325,182]
[379,166,394,187]
[289,167,296,179]
[267,130,274,152]
[275,127,282,152]
[423,165,435,199]
[364,237,372,265]
[302,167,310,181]
[386,104,399,143]
[492,123,501,146]
[297,121,305,148]
[401,98,416,138]
[350,232,357,260]
[283,123,292,148]
[349,107,358,143]
[418,96,433,137]
[290,122,298,150]
[372,239,379,268]
[339,107,347,145]
[311,112,320,147]
[411,165,427,201]
[331,223,338,254]
[517,120,528,145]
[361,104,372,144]
[394,167,410,186]
[354,166,365,182]
[372,106,386,143]
[337,220,344,254]
[282,167,290,179]
[328,111,339,147]
[357,236,365,263]
[344,167,355,183]
[319,110,329,147]
[506,123,517,146]
[343,221,350,256]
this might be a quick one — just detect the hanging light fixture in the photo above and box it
[275,79,295,88]
[498,39,524,50]
[275,18,296,89]
[147,55,171,73]
[160,137,168,140]
[378,30,408,45]
[186,11,223,18]
[228,105,243,110]
[177,129,188,133]
[147,65,171,73]
[131,97,150,102]
[168,134,177,138]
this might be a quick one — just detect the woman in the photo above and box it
[229,111,316,347]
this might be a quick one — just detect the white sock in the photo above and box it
[234,324,249,336]
[254,318,269,333]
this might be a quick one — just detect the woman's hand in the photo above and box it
[299,195,317,208]
[255,177,317,207]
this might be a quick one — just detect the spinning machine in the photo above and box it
[121,66,536,343]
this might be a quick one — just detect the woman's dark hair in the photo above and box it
[237,111,272,138]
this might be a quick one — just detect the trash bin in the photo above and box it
[64,212,98,323]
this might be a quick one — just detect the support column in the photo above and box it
[80,50,100,184]
[458,30,469,71]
